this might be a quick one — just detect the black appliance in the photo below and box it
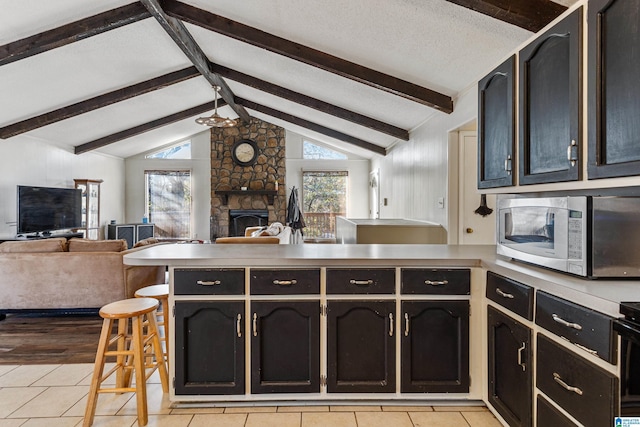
[614,302,640,416]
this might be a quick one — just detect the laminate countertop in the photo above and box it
[124,243,640,317]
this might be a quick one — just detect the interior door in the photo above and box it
[459,131,496,244]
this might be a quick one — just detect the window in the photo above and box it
[145,170,191,238]
[145,140,191,159]
[302,171,348,239]
[303,140,347,160]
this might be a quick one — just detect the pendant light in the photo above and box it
[195,85,237,127]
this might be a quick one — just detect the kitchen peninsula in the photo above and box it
[124,243,635,426]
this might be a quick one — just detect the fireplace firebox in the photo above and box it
[229,209,269,237]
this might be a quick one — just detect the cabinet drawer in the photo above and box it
[250,269,320,295]
[536,291,616,363]
[486,271,533,320]
[326,268,395,294]
[536,334,618,427]
[174,268,245,295]
[536,395,576,427]
[401,268,470,295]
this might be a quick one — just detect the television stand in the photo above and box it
[2,232,85,242]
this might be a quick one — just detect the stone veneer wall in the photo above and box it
[210,118,286,239]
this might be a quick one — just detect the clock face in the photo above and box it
[232,139,258,165]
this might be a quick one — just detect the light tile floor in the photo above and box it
[0,364,503,427]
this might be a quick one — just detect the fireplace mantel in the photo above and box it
[216,190,278,205]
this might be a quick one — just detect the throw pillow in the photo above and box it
[133,237,159,248]
[67,238,128,252]
[0,237,68,253]
[264,222,284,236]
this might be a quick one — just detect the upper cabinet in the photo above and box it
[477,55,516,189]
[588,0,640,179]
[518,8,583,185]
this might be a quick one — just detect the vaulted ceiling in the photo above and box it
[0,0,577,159]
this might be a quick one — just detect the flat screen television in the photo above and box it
[17,185,82,235]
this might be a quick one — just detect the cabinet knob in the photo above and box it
[466,228,474,234]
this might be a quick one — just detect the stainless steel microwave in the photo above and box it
[496,196,640,278]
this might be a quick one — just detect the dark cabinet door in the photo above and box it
[487,306,533,427]
[327,300,395,393]
[478,55,515,188]
[588,0,640,179]
[537,334,618,427]
[401,301,469,393]
[174,301,245,395]
[250,301,320,393]
[519,8,582,185]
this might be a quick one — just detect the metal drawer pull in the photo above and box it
[404,313,409,336]
[196,280,221,286]
[273,279,297,285]
[389,313,394,337]
[552,314,583,330]
[496,288,514,299]
[517,342,526,372]
[236,314,242,338]
[574,343,598,356]
[350,279,373,285]
[424,280,448,286]
[252,313,258,337]
[553,372,583,395]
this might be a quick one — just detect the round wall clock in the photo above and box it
[231,139,258,166]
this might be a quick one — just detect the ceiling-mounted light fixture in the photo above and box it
[195,85,237,127]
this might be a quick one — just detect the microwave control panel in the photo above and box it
[567,210,583,260]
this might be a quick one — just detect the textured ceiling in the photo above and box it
[0,0,578,159]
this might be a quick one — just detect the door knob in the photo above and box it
[466,228,474,234]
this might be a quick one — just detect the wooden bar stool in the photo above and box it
[134,284,169,361]
[83,298,169,427]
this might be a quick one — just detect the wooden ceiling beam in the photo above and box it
[164,0,453,113]
[139,0,250,123]
[210,62,409,141]
[443,0,567,33]
[237,98,386,156]
[74,100,224,154]
[0,3,151,67]
[0,67,199,139]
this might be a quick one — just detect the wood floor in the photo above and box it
[0,313,103,364]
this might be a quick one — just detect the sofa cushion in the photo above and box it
[133,237,160,248]
[0,237,68,253]
[68,238,127,252]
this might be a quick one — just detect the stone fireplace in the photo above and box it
[210,118,286,239]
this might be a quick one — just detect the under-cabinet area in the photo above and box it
[169,265,474,402]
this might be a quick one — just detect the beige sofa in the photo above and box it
[0,237,166,318]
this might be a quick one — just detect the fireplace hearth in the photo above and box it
[229,209,269,237]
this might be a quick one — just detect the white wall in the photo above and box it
[124,130,211,240]
[285,131,370,218]
[0,135,124,238]
[371,86,477,232]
